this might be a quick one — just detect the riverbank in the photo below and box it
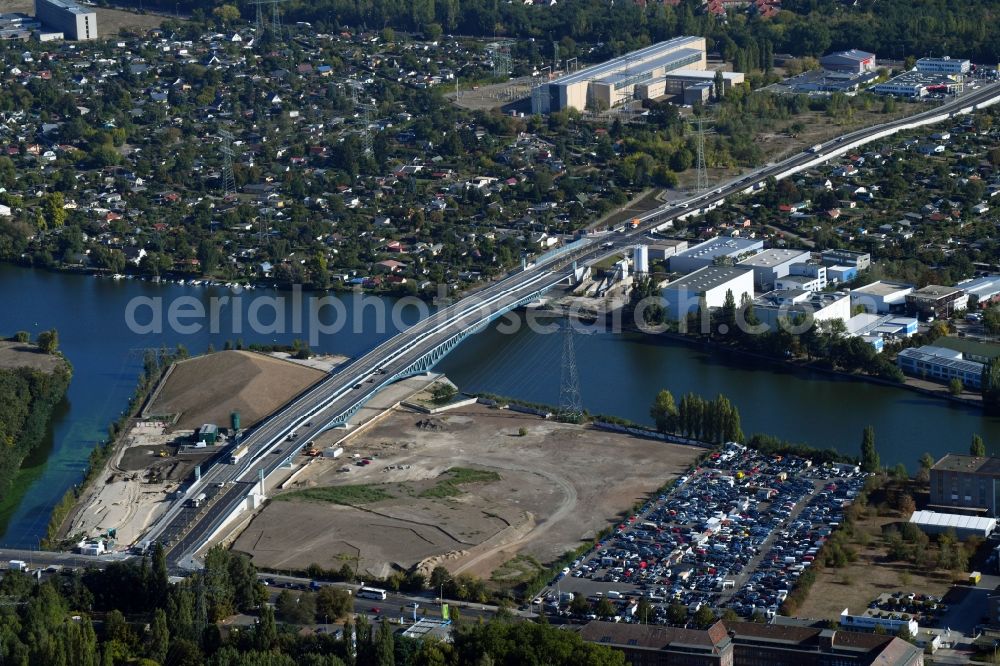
[547,293,985,415]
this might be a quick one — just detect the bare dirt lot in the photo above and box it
[0,341,63,373]
[7,0,173,35]
[146,351,325,431]
[233,404,701,579]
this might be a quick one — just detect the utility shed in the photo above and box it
[909,510,996,540]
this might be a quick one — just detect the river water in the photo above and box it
[1,265,998,546]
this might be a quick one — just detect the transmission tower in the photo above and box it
[488,42,512,80]
[688,115,714,194]
[219,130,236,198]
[557,323,583,423]
[252,0,284,40]
[360,104,374,155]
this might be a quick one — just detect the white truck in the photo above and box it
[8,560,28,572]
[808,143,823,153]
[230,442,250,465]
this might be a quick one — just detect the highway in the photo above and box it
[147,81,1000,569]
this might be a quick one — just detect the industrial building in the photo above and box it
[820,249,871,271]
[737,248,811,290]
[916,56,971,75]
[34,0,96,40]
[0,13,43,40]
[871,70,962,98]
[896,345,984,390]
[579,620,924,666]
[647,239,689,260]
[909,510,996,540]
[849,281,913,314]
[533,36,707,113]
[905,284,969,319]
[819,49,877,74]
[753,290,851,332]
[930,454,1000,517]
[636,69,746,105]
[957,275,1000,308]
[661,266,755,321]
[668,236,763,274]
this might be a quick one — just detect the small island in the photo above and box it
[0,330,72,498]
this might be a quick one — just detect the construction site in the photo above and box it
[62,351,331,548]
[232,402,701,581]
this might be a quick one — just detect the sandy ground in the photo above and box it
[66,421,215,546]
[0,341,63,372]
[233,404,701,579]
[146,350,325,431]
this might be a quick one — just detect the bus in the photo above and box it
[357,586,387,601]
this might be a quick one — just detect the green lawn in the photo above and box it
[418,467,502,499]
[276,484,392,505]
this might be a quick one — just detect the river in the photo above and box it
[1,265,998,546]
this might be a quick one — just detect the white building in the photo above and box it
[752,290,851,332]
[909,510,996,540]
[534,36,707,113]
[850,280,914,314]
[737,248,811,290]
[661,266,755,321]
[839,609,919,638]
[633,245,649,274]
[668,236,763,274]
[916,56,970,74]
[34,0,96,40]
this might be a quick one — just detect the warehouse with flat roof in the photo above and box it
[662,266,755,321]
[669,236,763,274]
[737,248,811,289]
[533,36,707,113]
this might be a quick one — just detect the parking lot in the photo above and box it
[540,443,867,623]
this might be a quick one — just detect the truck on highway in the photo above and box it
[7,560,27,572]
[808,143,823,153]
[188,492,207,508]
[230,441,250,465]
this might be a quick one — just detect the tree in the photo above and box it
[983,358,1000,415]
[693,605,716,629]
[147,608,169,664]
[36,328,59,354]
[650,389,679,433]
[949,378,964,396]
[14,331,29,343]
[316,586,353,623]
[431,383,458,405]
[212,4,241,24]
[635,597,653,624]
[595,598,615,618]
[667,602,687,625]
[569,595,590,616]
[971,434,987,457]
[375,620,395,666]
[860,426,880,473]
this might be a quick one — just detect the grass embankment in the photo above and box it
[275,485,393,505]
[418,467,502,499]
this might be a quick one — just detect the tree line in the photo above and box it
[650,389,744,443]
[0,542,624,666]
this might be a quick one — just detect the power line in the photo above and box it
[218,130,236,198]
[558,323,583,423]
